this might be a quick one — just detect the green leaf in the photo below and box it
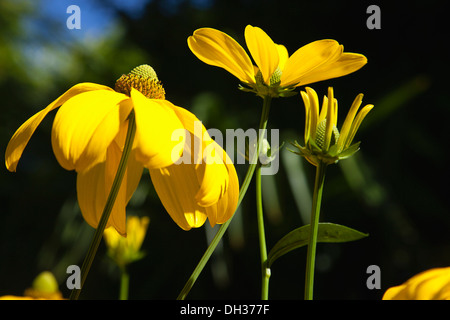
[267,223,368,268]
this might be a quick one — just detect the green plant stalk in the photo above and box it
[304,160,327,300]
[69,111,136,300]
[177,96,272,300]
[119,267,129,300]
[256,164,270,300]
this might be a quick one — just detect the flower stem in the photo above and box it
[69,111,136,300]
[256,164,270,299]
[304,160,327,300]
[177,96,272,300]
[119,267,129,300]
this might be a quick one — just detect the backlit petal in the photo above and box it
[204,159,239,227]
[149,163,208,231]
[295,52,368,86]
[281,40,341,87]
[382,267,450,300]
[188,27,255,84]
[5,83,111,172]
[131,89,185,169]
[277,44,289,71]
[77,143,143,236]
[244,25,279,85]
[195,140,229,207]
[149,129,239,230]
[166,104,233,207]
[51,90,128,172]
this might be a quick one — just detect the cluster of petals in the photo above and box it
[188,25,367,96]
[5,82,239,234]
[383,267,450,300]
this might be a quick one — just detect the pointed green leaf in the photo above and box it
[267,223,368,267]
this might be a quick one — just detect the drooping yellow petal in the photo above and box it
[5,83,112,172]
[149,163,208,231]
[131,89,185,169]
[76,142,143,236]
[383,267,450,300]
[244,25,279,85]
[295,52,368,87]
[148,122,239,230]
[51,90,129,172]
[281,40,341,88]
[195,140,229,207]
[167,103,233,207]
[188,27,255,84]
[204,159,239,226]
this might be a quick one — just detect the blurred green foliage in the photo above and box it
[1,0,449,300]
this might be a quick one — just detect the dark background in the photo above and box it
[1,0,448,300]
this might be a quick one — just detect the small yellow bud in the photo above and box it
[23,271,63,300]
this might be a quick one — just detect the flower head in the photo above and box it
[188,25,367,98]
[383,267,450,300]
[291,87,373,166]
[104,216,150,268]
[0,271,64,300]
[5,65,239,235]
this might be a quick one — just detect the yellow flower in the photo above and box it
[5,65,239,235]
[383,267,450,300]
[0,271,64,300]
[291,87,373,166]
[188,25,367,98]
[104,216,149,268]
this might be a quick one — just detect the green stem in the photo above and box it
[256,164,270,300]
[119,267,129,300]
[69,111,136,300]
[177,96,272,300]
[304,160,327,300]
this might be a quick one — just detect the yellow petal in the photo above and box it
[149,163,208,231]
[244,25,279,85]
[76,143,143,236]
[281,40,341,88]
[5,83,112,172]
[382,267,450,300]
[149,130,239,230]
[303,87,320,142]
[51,90,129,172]
[204,160,239,227]
[131,89,185,169]
[188,27,255,84]
[195,140,229,207]
[166,103,234,208]
[337,93,363,152]
[295,52,368,87]
[344,104,374,149]
[277,44,289,71]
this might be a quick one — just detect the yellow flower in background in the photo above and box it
[383,267,450,300]
[291,87,373,166]
[0,271,64,300]
[188,25,367,98]
[5,65,239,235]
[104,216,150,269]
